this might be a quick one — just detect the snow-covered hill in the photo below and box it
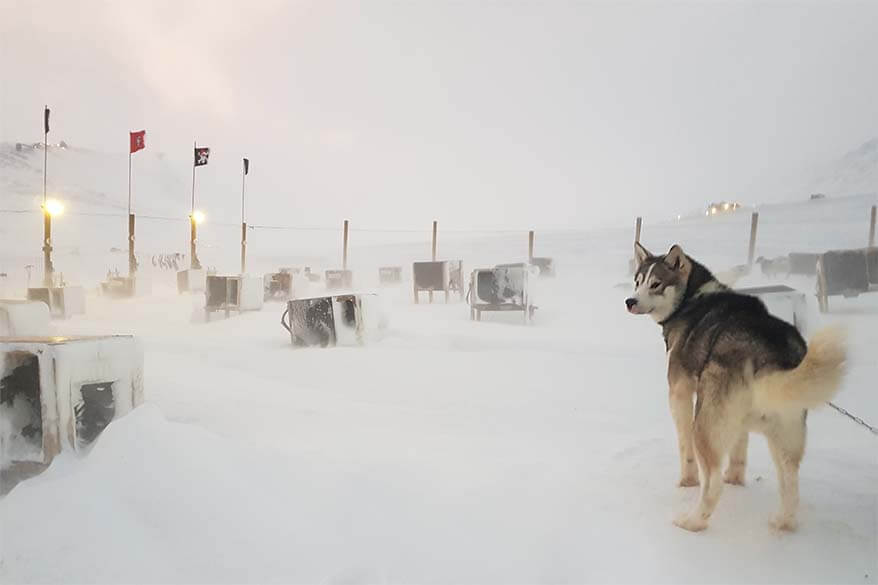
[810,137,878,197]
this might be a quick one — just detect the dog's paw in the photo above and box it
[769,515,798,532]
[723,470,746,486]
[678,475,700,487]
[673,513,708,532]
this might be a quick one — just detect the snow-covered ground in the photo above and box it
[1,193,877,583]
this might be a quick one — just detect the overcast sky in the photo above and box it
[2,0,877,230]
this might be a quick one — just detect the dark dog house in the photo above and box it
[205,275,241,319]
[325,270,353,291]
[378,266,403,285]
[0,336,144,487]
[413,260,464,303]
[280,294,380,348]
[816,248,878,312]
[788,253,819,276]
[264,269,295,301]
[469,264,534,323]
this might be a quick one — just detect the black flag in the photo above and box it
[243,158,250,175]
[44,106,50,134]
[194,147,210,167]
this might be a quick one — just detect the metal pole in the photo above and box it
[190,141,198,270]
[42,106,51,287]
[528,230,534,263]
[342,220,350,270]
[191,141,196,215]
[241,167,247,274]
[748,212,759,265]
[634,216,642,243]
[43,107,47,206]
[431,220,438,261]
[869,205,876,248]
[128,151,132,215]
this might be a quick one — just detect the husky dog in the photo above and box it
[626,243,846,532]
[756,255,792,279]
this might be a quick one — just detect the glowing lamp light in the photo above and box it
[44,199,65,217]
[191,210,206,224]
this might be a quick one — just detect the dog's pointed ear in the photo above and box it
[634,242,652,268]
[664,244,689,272]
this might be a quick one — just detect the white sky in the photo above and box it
[2,0,877,230]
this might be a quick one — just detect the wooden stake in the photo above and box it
[528,230,534,262]
[634,216,642,244]
[128,213,136,277]
[343,219,349,270]
[431,220,438,261]
[748,212,759,265]
[241,222,247,274]
[869,205,876,248]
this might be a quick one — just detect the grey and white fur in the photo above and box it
[626,242,847,532]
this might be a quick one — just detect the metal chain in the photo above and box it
[826,401,878,436]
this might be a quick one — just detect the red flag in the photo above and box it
[130,130,146,154]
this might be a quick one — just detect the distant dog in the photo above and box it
[756,256,791,278]
[626,243,846,532]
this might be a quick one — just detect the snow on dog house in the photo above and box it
[280,294,382,348]
[0,335,144,472]
[469,264,535,323]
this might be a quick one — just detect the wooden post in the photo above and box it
[343,219,349,270]
[190,216,199,270]
[128,213,136,277]
[430,220,437,303]
[748,212,759,265]
[869,205,876,248]
[634,216,642,244]
[528,230,534,263]
[42,210,53,287]
[240,222,247,274]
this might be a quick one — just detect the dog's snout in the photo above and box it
[625,298,638,309]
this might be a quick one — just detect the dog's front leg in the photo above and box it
[669,380,698,487]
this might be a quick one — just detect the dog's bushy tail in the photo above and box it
[752,325,847,412]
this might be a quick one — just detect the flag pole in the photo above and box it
[190,140,198,269]
[240,159,247,274]
[42,105,53,287]
[128,145,136,278]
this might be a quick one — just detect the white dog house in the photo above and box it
[469,264,535,323]
[177,268,205,294]
[26,286,86,319]
[737,285,809,334]
[1,335,144,469]
[0,301,51,337]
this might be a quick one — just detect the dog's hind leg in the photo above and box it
[674,371,747,532]
[669,378,699,487]
[723,431,749,486]
[765,412,806,531]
